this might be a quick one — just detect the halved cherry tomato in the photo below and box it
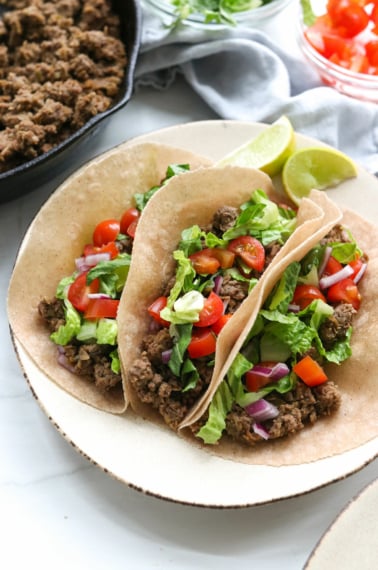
[67,272,100,312]
[292,284,326,310]
[227,236,265,272]
[293,355,328,387]
[148,296,170,327]
[93,219,120,247]
[196,292,224,328]
[84,298,119,320]
[211,313,233,335]
[126,219,138,239]
[323,255,343,276]
[327,278,361,310]
[83,241,119,260]
[189,250,220,275]
[120,207,140,235]
[187,328,216,359]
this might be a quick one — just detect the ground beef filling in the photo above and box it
[0,0,127,172]
[38,297,121,392]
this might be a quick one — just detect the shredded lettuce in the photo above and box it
[86,254,131,297]
[196,381,234,444]
[134,164,190,211]
[96,318,118,345]
[50,299,81,345]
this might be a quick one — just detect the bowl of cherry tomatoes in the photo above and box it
[298,0,378,102]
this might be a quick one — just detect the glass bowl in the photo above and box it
[144,0,294,29]
[297,4,378,103]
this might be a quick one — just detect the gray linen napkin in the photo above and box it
[135,3,378,173]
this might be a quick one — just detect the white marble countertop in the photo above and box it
[1,8,377,568]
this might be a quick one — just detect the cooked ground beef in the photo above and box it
[319,302,356,349]
[320,224,351,245]
[128,330,214,430]
[0,0,127,172]
[38,295,122,392]
[218,273,249,313]
[212,205,239,235]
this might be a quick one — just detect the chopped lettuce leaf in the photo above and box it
[166,251,197,307]
[50,299,81,345]
[331,242,358,264]
[76,320,97,342]
[134,163,190,210]
[86,254,131,297]
[268,262,301,313]
[259,309,316,356]
[110,349,121,374]
[168,323,193,377]
[238,372,297,407]
[96,318,118,345]
[55,274,76,299]
[196,381,233,444]
[178,225,203,257]
[181,358,200,392]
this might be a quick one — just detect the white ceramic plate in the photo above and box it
[12,121,378,508]
[305,478,378,569]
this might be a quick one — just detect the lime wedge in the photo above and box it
[282,147,358,206]
[217,116,296,177]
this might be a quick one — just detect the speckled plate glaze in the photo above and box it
[305,478,378,569]
[10,121,378,508]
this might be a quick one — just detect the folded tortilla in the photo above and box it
[118,166,377,465]
[7,142,212,413]
[118,167,339,429]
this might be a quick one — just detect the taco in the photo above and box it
[117,166,340,434]
[181,210,373,465]
[7,142,212,413]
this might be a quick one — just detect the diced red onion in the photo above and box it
[213,275,223,295]
[318,246,332,278]
[353,262,367,284]
[288,303,300,313]
[162,349,172,364]
[319,264,354,290]
[245,398,279,422]
[251,362,290,381]
[87,293,111,299]
[75,256,90,273]
[252,422,270,440]
[85,252,110,266]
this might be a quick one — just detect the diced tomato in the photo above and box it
[326,278,361,310]
[93,219,120,247]
[196,292,224,328]
[83,241,119,260]
[148,296,170,327]
[227,236,265,272]
[187,328,216,359]
[293,355,328,387]
[323,255,343,276]
[67,272,100,312]
[120,207,140,235]
[209,247,236,269]
[292,284,326,310]
[211,313,233,335]
[189,249,220,275]
[84,298,119,320]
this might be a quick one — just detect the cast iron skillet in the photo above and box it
[0,0,142,204]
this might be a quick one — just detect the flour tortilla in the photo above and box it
[7,142,212,413]
[118,167,337,429]
[119,166,377,465]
